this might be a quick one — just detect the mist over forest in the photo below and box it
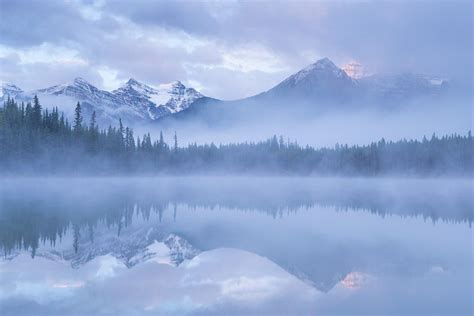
[1,96,472,176]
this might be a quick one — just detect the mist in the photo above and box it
[145,92,472,147]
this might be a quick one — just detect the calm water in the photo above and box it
[0,177,472,315]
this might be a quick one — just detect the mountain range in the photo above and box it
[3,221,354,293]
[0,58,448,125]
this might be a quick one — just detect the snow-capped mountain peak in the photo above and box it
[37,77,101,96]
[113,78,204,119]
[73,76,90,84]
[1,57,452,124]
[159,80,183,89]
[259,57,448,105]
[291,58,350,84]
[0,82,24,99]
[118,78,156,95]
[305,57,341,72]
[264,57,357,102]
[3,223,200,270]
[0,77,206,123]
[125,78,141,86]
[119,78,194,98]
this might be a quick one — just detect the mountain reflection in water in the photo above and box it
[0,177,472,315]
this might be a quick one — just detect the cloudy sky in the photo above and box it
[0,0,472,100]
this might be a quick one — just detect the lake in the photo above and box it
[0,177,472,315]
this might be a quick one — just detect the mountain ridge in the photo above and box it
[0,77,207,124]
[1,58,450,125]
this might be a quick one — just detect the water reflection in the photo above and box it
[0,177,472,315]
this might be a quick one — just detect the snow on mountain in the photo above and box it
[358,73,448,100]
[129,233,199,267]
[36,77,119,107]
[259,58,447,105]
[113,78,203,120]
[33,77,147,123]
[3,224,200,270]
[285,57,352,85]
[0,77,205,123]
[61,225,199,269]
[38,78,124,109]
[261,58,358,102]
[1,58,450,123]
[0,83,26,101]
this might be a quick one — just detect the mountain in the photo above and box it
[358,73,448,101]
[36,77,140,123]
[255,58,447,105]
[113,78,204,120]
[160,58,450,125]
[0,77,207,124]
[0,58,450,125]
[1,219,348,293]
[0,83,27,102]
[4,225,200,270]
[259,57,358,103]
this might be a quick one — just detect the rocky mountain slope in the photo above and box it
[1,58,449,125]
[1,77,207,124]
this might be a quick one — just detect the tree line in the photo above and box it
[1,177,472,257]
[0,96,472,175]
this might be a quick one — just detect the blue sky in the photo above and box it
[0,0,472,99]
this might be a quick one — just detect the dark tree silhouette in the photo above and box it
[0,97,472,175]
[73,102,83,133]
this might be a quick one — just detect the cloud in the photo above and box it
[184,64,285,100]
[0,0,105,47]
[0,248,319,315]
[0,46,101,90]
[0,0,472,98]
[103,0,473,76]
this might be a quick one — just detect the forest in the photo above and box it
[1,177,472,257]
[0,96,472,175]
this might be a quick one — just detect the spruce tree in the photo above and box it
[174,131,178,153]
[73,102,83,133]
[89,111,96,131]
[159,131,164,149]
[88,111,98,153]
[32,95,42,128]
[118,118,125,147]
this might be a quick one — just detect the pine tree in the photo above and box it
[88,111,98,153]
[159,131,165,149]
[126,128,135,151]
[0,95,472,175]
[32,95,42,128]
[89,111,96,131]
[73,102,83,133]
[174,131,178,153]
[118,118,125,147]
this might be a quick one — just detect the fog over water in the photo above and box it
[0,177,472,315]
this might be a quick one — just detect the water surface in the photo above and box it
[0,177,472,315]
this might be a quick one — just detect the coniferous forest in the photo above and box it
[0,96,472,175]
